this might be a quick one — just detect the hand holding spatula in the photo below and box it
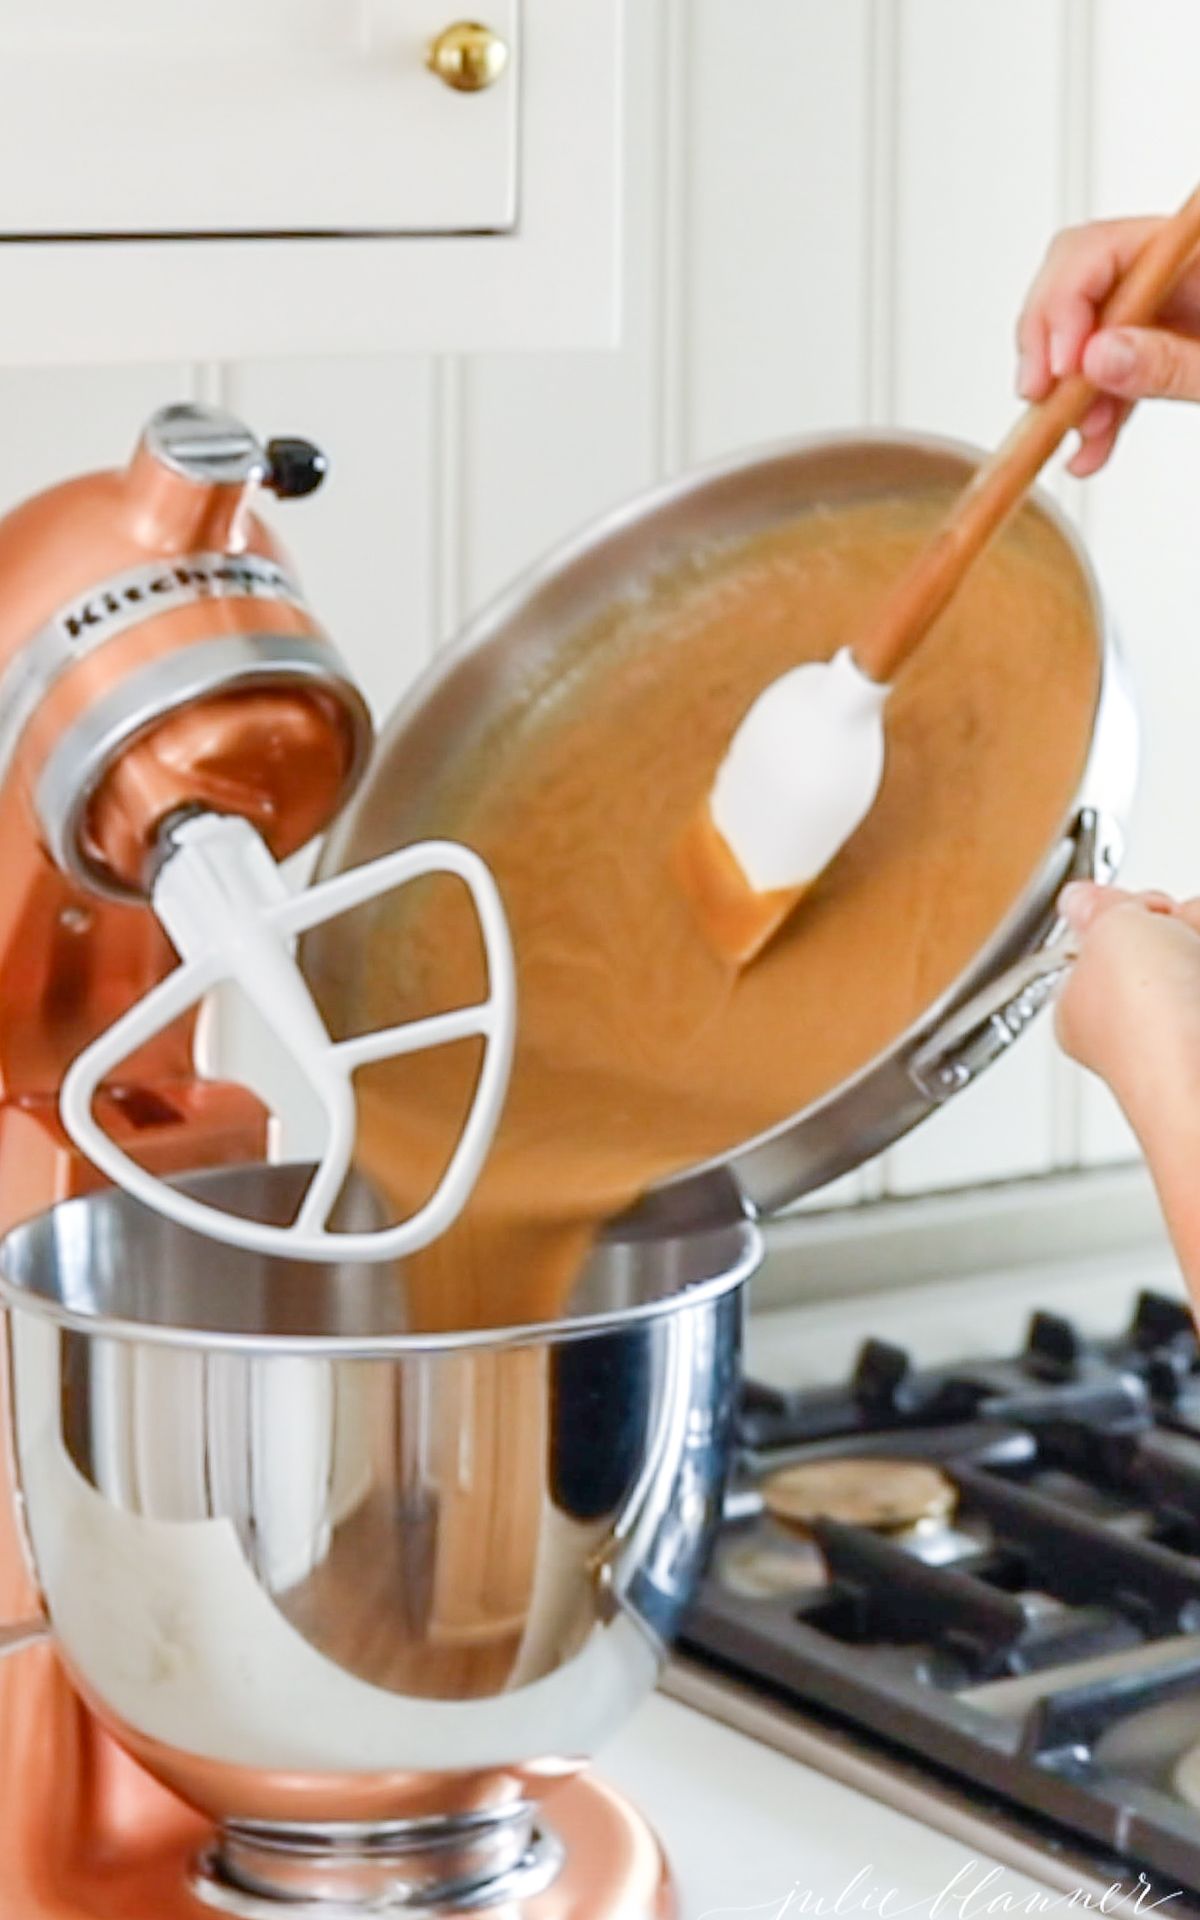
[677,181,1200,969]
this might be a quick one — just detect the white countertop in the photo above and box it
[598,1693,1062,1918]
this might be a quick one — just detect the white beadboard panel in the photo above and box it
[453,0,662,617]
[890,0,1066,446]
[681,0,873,465]
[884,0,1068,1194]
[225,357,437,723]
[1075,0,1200,1163]
[0,362,183,509]
[886,1021,1059,1198]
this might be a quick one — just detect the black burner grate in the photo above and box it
[681,1290,1200,1899]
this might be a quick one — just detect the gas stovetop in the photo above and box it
[677,1287,1200,1904]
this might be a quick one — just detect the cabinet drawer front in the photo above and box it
[0,1,519,236]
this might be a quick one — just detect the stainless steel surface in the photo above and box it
[37,632,374,896]
[0,1163,753,1880]
[193,1807,564,1915]
[315,431,1136,1217]
[909,922,1085,1101]
[145,403,269,488]
[907,805,1113,1101]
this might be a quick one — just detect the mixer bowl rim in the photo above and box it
[319,424,1126,1212]
[0,1177,762,1357]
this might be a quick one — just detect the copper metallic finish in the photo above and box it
[0,1696,671,1920]
[762,1457,958,1536]
[68,1703,583,1828]
[0,410,369,1919]
[13,593,326,799]
[123,440,263,554]
[527,1777,675,1920]
[85,688,357,892]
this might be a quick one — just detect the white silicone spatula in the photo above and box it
[677,180,1200,968]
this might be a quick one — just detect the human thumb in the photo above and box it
[1058,880,1116,934]
[1083,325,1200,402]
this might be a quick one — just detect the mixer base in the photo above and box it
[190,1777,675,1919]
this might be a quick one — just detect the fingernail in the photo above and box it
[1048,331,1072,378]
[1089,329,1137,384]
[1058,881,1095,927]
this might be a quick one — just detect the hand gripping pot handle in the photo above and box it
[59,815,517,1263]
[909,808,1119,1104]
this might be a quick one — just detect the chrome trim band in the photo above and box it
[194,1810,564,1915]
[0,550,309,785]
[35,633,373,898]
[144,404,267,488]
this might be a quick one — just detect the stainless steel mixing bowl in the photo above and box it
[0,1165,756,1911]
[313,431,1137,1215]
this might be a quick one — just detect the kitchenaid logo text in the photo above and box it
[56,554,301,644]
[698,1866,1179,1920]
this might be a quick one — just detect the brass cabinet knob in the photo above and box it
[427,21,509,92]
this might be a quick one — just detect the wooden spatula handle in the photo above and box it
[856,182,1200,686]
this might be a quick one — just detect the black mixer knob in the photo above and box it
[265,437,328,499]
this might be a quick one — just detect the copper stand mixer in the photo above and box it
[0,404,757,1918]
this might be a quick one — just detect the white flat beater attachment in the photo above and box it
[59,813,516,1263]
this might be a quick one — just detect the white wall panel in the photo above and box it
[454,0,663,617]
[0,362,183,511]
[889,0,1066,445]
[226,357,437,723]
[682,0,873,465]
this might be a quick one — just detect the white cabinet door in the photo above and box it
[0,2,519,236]
[0,0,622,360]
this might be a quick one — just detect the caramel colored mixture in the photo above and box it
[339,493,1100,1329]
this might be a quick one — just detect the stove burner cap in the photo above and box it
[762,1456,957,1534]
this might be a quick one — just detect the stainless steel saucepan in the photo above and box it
[315,431,1136,1216]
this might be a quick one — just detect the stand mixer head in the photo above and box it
[0,400,514,1260]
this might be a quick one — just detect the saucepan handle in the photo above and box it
[908,807,1121,1105]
